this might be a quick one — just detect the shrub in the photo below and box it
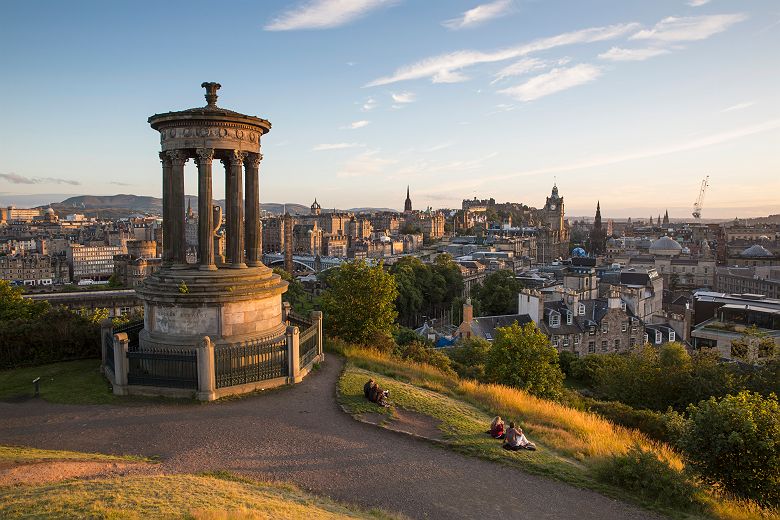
[680,391,780,507]
[584,398,687,445]
[448,337,490,381]
[595,445,700,511]
[393,340,455,376]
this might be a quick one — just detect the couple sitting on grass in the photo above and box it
[363,379,390,407]
[489,416,536,451]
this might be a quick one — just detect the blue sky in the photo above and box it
[1,0,778,218]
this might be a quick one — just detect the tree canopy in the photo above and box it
[0,280,49,321]
[321,260,398,345]
[390,254,463,327]
[471,270,523,316]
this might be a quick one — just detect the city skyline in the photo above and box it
[1,0,779,218]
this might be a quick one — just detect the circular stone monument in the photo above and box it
[138,83,287,351]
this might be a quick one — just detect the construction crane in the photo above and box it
[692,175,709,220]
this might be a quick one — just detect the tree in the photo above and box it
[390,255,463,327]
[680,391,780,506]
[448,337,491,380]
[274,268,316,315]
[730,325,778,363]
[321,260,398,345]
[471,270,524,316]
[0,280,49,321]
[485,321,564,399]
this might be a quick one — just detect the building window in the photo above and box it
[614,339,620,349]
[669,331,676,342]
[655,331,662,344]
[588,341,595,353]
[589,326,596,336]
[566,312,572,325]
[601,340,608,351]
[601,323,608,334]
[620,301,626,311]
[549,313,560,327]
[563,336,569,347]
[630,337,636,347]
[578,303,585,315]
[643,333,649,344]
[574,335,580,345]
[552,335,559,347]
[621,322,627,332]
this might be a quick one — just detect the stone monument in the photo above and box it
[138,83,287,352]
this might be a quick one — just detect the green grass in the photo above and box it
[0,473,402,519]
[0,445,152,464]
[339,366,585,484]
[0,360,194,406]
[0,360,118,405]
[335,344,780,520]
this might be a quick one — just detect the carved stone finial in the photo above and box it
[201,82,221,106]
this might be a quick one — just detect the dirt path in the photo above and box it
[0,460,159,486]
[0,358,662,519]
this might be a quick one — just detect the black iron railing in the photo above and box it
[127,348,198,389]
[286,311,313,330]
[103,329,115,373]
[299,324,318,368]
[214,335,288,389]
[114,320,144,351]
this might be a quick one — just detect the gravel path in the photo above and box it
[0,358,662,519]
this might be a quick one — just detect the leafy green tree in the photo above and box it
[274,268,317,314]
[321,260,398,345]
[448,337,491,380]
[0,280,49,321]
[471,270,524,316]
[680,391,780,506]
[730,325,778,363]
[390,255,463,327]
[107,273,122,288]
[485,321,564,399]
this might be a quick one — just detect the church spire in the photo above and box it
[594,201,602,229]
[404,185,412,213]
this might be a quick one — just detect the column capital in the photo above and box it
[227,149,247,165]
[244,153,263,169]
[195,147,215,165]
[159,151,171,164]
[166,149,189,166]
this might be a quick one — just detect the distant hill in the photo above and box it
[40,195,397,219]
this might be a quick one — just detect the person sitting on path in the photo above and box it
[503,422,536,451]
[489,416,505,439]
[364,379,376,400]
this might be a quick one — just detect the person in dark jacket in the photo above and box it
[364,379,376,399]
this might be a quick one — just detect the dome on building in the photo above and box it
[649,236,683,256]
[741,244,773,258]
[571,247,587,257]
[46,207,55,215]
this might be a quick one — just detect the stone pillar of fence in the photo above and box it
[287,325,301,384]
[196,335,216,402]
[112,333,129,396]
[311,310,324,361]
[100,318,113,372]
[282,301,291,324]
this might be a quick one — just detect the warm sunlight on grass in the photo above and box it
[0,445,151,464]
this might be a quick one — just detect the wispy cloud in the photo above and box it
[343,120,370,129]
[482,118,780,182]
[391,152,498,179]
[391,91,416,103]
[109,181,132,186]
[361,97,377,111]
[598,46,671,61]
[498,64,602,102]
[365,22,638,86]
[337,150,396,177]
[688,0,711,6]
[424,142,454,152]
[442,0,513,30]
[0,172,80,186]
[721,101,755,113]
[312,142,363,151]
[265,0,397,31]
[491,57,548,84]
[631,13,747,42]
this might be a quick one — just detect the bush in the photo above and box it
[394,340,455,376]
[680,391,780,507]
[584,398,687,445]
[557,350,578,377]
[595,445,700,511]
[447,337,490,381]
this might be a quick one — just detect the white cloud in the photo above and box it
[491,58,547,83]
[688,0,711,6]
[344,120,370,129]
[361,97,377,111]
[265,0,396,31]
[312,142,362,151]
[443,0,513,30]
[482,118,780,182]
[721,101,755,113]
[365,22,638,87]
[391,92,416,103]
[337,150,396,177]
[631,13,747,42]
[498,64,602,102]
[598,46,672,61]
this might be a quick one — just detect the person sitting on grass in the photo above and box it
[369,384,390,407]
[364,379,376,400]
[489,416,505,439]
[503,422,536,451]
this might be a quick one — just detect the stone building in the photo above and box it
[67,244,122,281]
[0,253,60,286]
[715,266,780,299]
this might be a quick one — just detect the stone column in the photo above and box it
[196,336,216,401]
[168,150,188,268]
[112,332,129,396]
[100,318,113,372]
[195,148,216,271]
[244,153,262,267]
[225,150,246,268]
[287,325,301,384]
[282,301,291,324]
[159,152,173,266]
[311,310,324,361]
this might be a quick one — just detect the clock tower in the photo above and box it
[537,183,569,263]
[544,183,564,232]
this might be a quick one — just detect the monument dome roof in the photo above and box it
[741,244,773,258]
[649,236,682,256]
